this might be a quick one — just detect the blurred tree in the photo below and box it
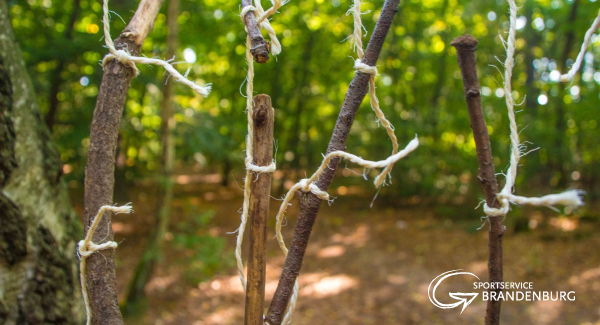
[45,0,81,130]
[124,0,180,309]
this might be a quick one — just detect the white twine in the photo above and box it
[560,9,600,82]
[483,0,583,218]
[235,0,285,324]
[273,137,419,323]
[348,0,400,188]
[78,204,133,325]
[275,137,420,253]
[101,0,210,96]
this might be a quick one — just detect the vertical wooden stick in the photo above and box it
[245,94,274,325]
[452,35,504,325]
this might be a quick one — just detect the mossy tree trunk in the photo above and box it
[0,1,83,323]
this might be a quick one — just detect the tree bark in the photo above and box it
[124,0,180,309]
[83,0,164,324]
[244,94,275,325]
[265,0,400,323]
[452,35,504,325]
[241,0,270,63]
[0,1,83,322]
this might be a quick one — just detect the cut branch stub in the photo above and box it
[242,0,270,63]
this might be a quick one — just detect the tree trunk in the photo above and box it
[428,0,449,138]
[552,0,579,188]
[221,158,231,187]
[523,2,541,112]
[0,1,83,323]
[45,0,81,130]
[124,0,179,309]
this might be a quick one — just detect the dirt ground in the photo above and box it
[74,180,600,325]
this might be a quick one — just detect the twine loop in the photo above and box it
[78,240,118,258]
[101,49,140,76]
[244,157,276,173]
[482,200,509,218]
[354,59,377,75]
[78,204,133,325]
[298,179,330,200]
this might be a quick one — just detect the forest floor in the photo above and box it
[72,177,600,325]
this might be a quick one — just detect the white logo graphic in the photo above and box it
[428,270,480,313]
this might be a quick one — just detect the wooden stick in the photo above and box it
[242,0,270,63]
[244,94,275,325]
[451,35,504,325]
[264,0,400,323]
[83,0,164,324]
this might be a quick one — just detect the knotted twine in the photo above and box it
[560,9,600,82]
[234,0,284,323]
[78,204,133,325]
[483,0,583,219]
[271,0,419,322]
[101,0,211,96]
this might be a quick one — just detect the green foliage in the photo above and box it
[8,0,600,200]
[172,209,232,283]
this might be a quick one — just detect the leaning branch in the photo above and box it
[264,0,400,323]
[242,0,270,63]
[452,35,504,325]
[83,0,164,324]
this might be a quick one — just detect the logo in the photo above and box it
[428,270,577,313]
[428,270,480,313]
